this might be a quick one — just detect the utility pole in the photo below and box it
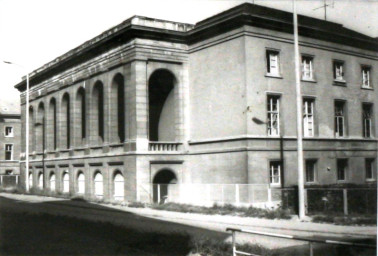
[293,0,306,220]
[313,0,334,21]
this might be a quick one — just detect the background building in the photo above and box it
[15,3,377,206]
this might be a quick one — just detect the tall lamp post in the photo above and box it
[3,61,30,191]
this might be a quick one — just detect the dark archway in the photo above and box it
[111,74,125,143]
[36,102,45,153]
[61,93,70,149]
[148,69,176,141]
[92,81,104,143]
[152,169,177,203]
[48,98,57,150]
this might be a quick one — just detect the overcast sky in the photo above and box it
[1,0,377,103]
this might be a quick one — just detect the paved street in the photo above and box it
[0,193,376,256]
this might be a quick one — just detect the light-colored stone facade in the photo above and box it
[15,4,377,204]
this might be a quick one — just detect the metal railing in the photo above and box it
[226,228,376,256]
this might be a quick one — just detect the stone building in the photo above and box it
[15,3,377,205]
[0,98,21,176]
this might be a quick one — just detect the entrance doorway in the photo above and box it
[152,169,177,203]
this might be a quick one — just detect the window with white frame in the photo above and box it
[301,56,314,80]
[266,50,280,76]
[363,103,373,138]
[267,95,280,136]
[362,66,372,88]
[5,144,13,160]
[365,158,375,181]
[303,99,314,137]
[269,161,281,185]
[334,101,346,137]
[337,159,348,181]
[333,61,345,82]
[5,126,13,137]
[305,160,317,183]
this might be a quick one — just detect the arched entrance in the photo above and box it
[62,172,69,193]
[93,172,103,198]
[152,169,177,203]
[113,171,124,201]
[77,172,85,195]
[49,172,56,192]
[148,69,177,142]
[38,173,43,189]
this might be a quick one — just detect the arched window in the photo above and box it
[62,172,69,193]
[75,87,86,145]
[113,171,124,201]
[148,69,177,141]
[94,171,103,198]
[77,172,85,194]
[48,98,57,150]
[36,103,45,153]
[28,172,33,189]
[61,93,70,149]
[92,82,104,144]
[50,172,56,192]
[29,106,34,152]
[111,74,125,143]
[38,172,43,189]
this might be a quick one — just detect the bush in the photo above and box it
[312,215,377,226]
[127,201,146,208]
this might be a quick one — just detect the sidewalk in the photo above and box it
[1,192,376,240]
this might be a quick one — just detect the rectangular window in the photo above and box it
[269,161,281,185]
[4,126,13,137]
[333,61,345,82]
[303,99,314,137]
[5,144,13,160]
[362,66,372,88]
[362,103,373,138]
[301,56,314,80]
[334,101,346,137]
[267,95,280,136]
[266,50,280,76]
[305,160,317,183]
[337,159,348,181]
[365,158,375,181]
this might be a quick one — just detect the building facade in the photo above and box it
[15,4,377,205]
[0,99,21,176]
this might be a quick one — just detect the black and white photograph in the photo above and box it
[0,0,377,255]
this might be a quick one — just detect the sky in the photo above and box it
[0,0,377,104]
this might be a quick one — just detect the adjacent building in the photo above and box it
[15,3,377,205]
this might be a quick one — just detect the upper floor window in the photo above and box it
[4,126,13,137]
[362,103,373,138]
[267,95,280,136]
[5,144,13,160]
[334,101,346,138]
[333,61,345,82]
[337,159,348,181]
[301,56,314,80]
[269,161,281,186]
[365,158,375,181]
[266,50,280,76]
[303,99,314,137]
[362,66,372,88]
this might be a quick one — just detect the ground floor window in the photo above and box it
[77,172,85,194]
[365,158,375,181]
[94,172,103,198]
[305,160,317,183]
[50,173,56,192]
[269,161,281,186]
[113,172,124,201]
[38,173,43,189]
[63,172,69,193]
[337,159,348,181]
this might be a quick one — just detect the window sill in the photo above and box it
[4,136,14,138]
[265,73,283,79]
[301,78,317,83]
[270,184,281,188]
[366,179,376,182]
[361,86,373,90]
[333,80,347,86]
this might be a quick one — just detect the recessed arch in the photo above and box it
[49,172,56,192]
[38,172,43,189]
[62,171,69,193]
[152,169,177,203]
[36,102,45,153]
[28,172,33,189]
[92,81,104,144]
[110,73,125,143]
[48,98,57,150]
[148,69,177,141]
[29,106,35,152]
[75,87,86,146]
[93,171,103,198]
[77,171,85,195]
[113,170,124,201]
[61,93,70,149]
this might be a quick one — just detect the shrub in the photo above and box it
[128,201,146,208]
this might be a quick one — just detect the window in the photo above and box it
[303,99,314,137]
[305,160,317,183]
[267,95,280,136]
[266,50,280,76]
[5,170,13,175]
[334,101,346,137]
[365,158,375,181]
[269,161,281,185]
[333,61,345,82]
[362,103,373,138]
[362,66,372,88]
[4,126,13,137]
[5,144,13,160]
[337,159,348,181]
[301,56,314,80]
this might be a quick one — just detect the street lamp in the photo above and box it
[35,117,45,189]
[3,61,30,192]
